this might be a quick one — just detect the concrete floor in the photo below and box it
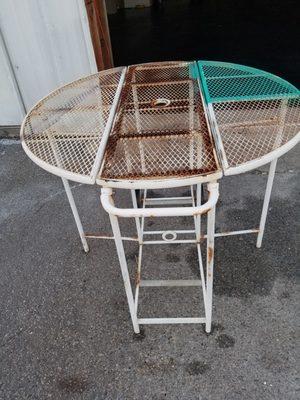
[0,139,299,399]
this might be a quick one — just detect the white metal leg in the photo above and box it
[109,211,140,334]
[61,178,89,253]
[205,200,216,333]
[256,158,278,248]
[131,189,142,243]
[109,214,140,333]
[195,183,202,241]
[193,184,209,325]
[47,129,89,253]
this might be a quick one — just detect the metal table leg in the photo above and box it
[108,210,140,334]
[205,201,216,333]
[256,158,278,248]
[61,178,89,253]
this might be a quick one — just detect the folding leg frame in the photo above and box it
[100,182,219,334]
[59,156,277,264]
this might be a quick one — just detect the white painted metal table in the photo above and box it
[21,61,300,334]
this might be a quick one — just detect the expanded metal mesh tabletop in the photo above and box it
[197,61,300,175]
[21,61,300,188]
[99,62,220,185]
[21,66,126,184]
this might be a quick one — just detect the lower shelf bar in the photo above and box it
[213,229,259,238]
[85,233,139,241]
[144,229,195,235]
[144,239,197,244]
[138,317,206,325]
[143,229,259,244]
[144,197,193,205]
[140,279,202,287]
[84,229,259,243]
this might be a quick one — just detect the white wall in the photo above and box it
[0,35,24,125]
[0,0,97,125]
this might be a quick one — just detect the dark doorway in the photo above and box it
[108,0,299,86]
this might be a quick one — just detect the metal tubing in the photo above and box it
[85,234,139,241]
[205,189,217,333]
[143,239,199,244]
[100,183,219,218]
[214,229,259,237]
[131,189,142,243]
[193,184,207,319]
[144,197,193,205]
[256,159,278,248]
[138,317,206,325]
[97,169,223,190]
[144,229,195,235]
[61,178,89,253]
[134,244,143,313]
[140,279,202,287]
[196,183,202,241]
[108,208,140,333]
[84,228,259,242]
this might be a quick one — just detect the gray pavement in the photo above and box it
[0,138,299,400]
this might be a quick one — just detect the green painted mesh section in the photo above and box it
[197,61,299,103]
[202,64,253,78]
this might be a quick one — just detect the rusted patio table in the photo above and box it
[21,61,300,333]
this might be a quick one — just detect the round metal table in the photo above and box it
[21,61,300,334]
